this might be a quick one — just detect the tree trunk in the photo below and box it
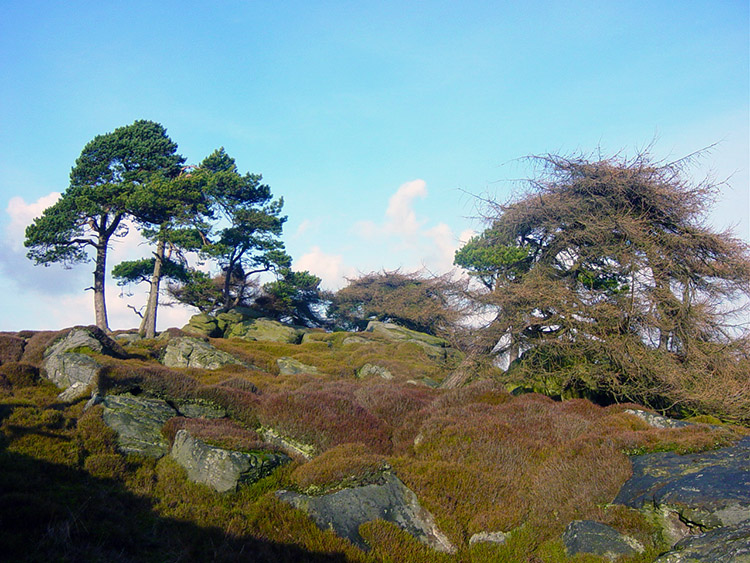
[93,238,110,333]
[139,237,166,338]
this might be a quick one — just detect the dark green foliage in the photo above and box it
[171,148,291,313]
[112,256,191,285]
[257,268,330,327]
[24,120,186,331]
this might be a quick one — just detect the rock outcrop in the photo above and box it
[562,520,644,560]
[101,393,177,457]
[42,327,127,401]
[356,363,393,380]
[365,321,450,362]
[277,473,455,553]
[240,319,303,344]
[171,429,289,493]
[653,522,750,562]
[276,357,319,375]
[162,337,247,370]
[615,436,750,559]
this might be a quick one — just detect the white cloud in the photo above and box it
[384,179,427,236]
[351,179,470,276]
[295,246,356,290]
[6,192,61,250]
[355,179,428,242]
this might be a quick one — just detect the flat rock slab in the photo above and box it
[171,429,289,493]
[277,357,319,375]
[101,394,177,457]
[277,473,455,553]
[162,337,246,370]
[563,520,643,560]
[654,522,750,563]
[614,437,750,530]
[624,409,691,429]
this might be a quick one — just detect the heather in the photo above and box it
[0,326,744,561]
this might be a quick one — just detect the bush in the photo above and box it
[84,453,127,480]
[290,443,388,493]
[0,334,25,365]
[0,362,40,387]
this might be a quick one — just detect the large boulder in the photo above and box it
[162,337,247,370]
[654,522,750,562]
[562,520,644,560]
[364,321,452,362]
[43,353,101,402]
[171,429,289,493]
[356,363,393,380]
[182,313,222,338]
[43,326,127,359]
[238,319,303,344]
[41,327,127,401]
[615,436,750,554]
[101,393,177,457]
[277,473,455,553]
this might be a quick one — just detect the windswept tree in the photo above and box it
[455,152,750,419]
[330,269,466,338]
[170,148,291,313]
[25,120,184,331]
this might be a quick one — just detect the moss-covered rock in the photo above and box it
[277,357,319,375]
[240,319,303,344]
[182,313,222,338]
[101,393,177,457]
[171,429,289,493]
[277,473,455,553]
[162,337,247,370]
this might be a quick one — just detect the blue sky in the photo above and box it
[1,1,747,330]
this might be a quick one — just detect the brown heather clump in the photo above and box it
[161,417,277,453]
[98,361,201,399]
[290,442,388,493]
[389,384,738,545]
[0,362,40,387]
[0,334,25,365]
[19,330,63,365]
[257,382,392,454]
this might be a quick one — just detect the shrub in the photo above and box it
[84,453,127,480]
[76,405,119,455]
[290,443,388,493]
[257,383,392,454]
[0,334,25,365]
[162,417,277,453]
[20,330,63,365]
[0,362,40,387]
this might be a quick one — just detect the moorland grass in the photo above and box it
[0,327,745,562]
